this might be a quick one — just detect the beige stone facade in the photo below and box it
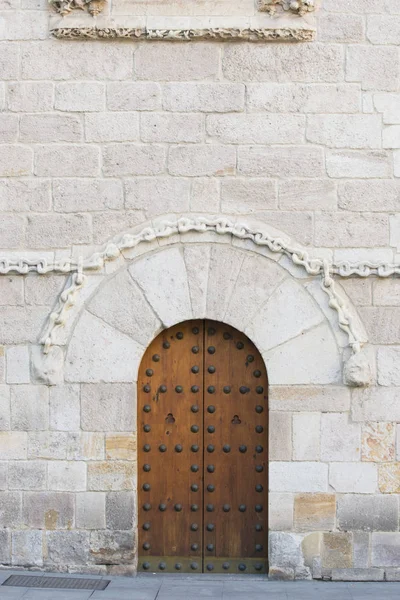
[1,0,400,582]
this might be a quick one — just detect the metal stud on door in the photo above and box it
[138,320,268,574]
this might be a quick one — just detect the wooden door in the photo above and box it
[138,320,268,574]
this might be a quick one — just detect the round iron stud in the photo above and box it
[256,386,264,394]
[159,562,166,571]
[143,464,151,472]
[191,465,199,473]
[176,332,184,340]
[207,444,215,453]
[191,366,200,374]
[143,405,151,413]
[207,524,215,532]
[223,562,230,570]
[255,564,263,571]
[175,504,182,512]
[223,444,231,453]
[256,484,264,493]
[256,465,264,473]
[191,405,199,413]
[223,386,231,394]
[192,327,200,335]
[208,346,216,355]
[206,564,214,572]
[191,484,199,492]
[238,564,246,572]
[175,444,183,453]
[191,385,199,393]
[143,483,151,492]
[239,386,249,394]
[255,524,263,532]
[207,465,215,473]
[207,386,215,394]
[143,523,150,531]
[143,425,151,433]
[236,342,244,350]
[256,544,263,552]
[143,562,150,570]
[143,542,150,551]
[192,346,199,354]
[207,484,215,492]
[247,355,254,363]
[207,544,214,551]
[239,504,246,512]
[207,405,216,413]
[175,563,182,571]
[191,523,199,531]
[208,366,216,374]
[256,445,263,453]
[152,354,160,362]
[223,504,230,512]
[206,504,214,512]
[159,385,167,393]
[239,445,247,453]
[255,405,263,414]
[175,385,183,393]
[159,504,166,512]
[143,503,151,511]
[162,341,170,349]
[191,425,199,433]
[191,543,199,551]
[255,504,263,513]
[191,504,199,512]
[208,327,216,335]
[255,426,264,434]
[143,444,151,452]
[190,562,199,570]
[159,444,167,453]
[146,369,153,377]
[207,425,215,434]
[191,444,199,453]
[223,332,232,340]
[253,369,262,378]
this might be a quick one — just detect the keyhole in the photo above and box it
[166,413,175,424]
[232,415,241,424]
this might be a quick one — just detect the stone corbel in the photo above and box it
[49,0,106,16]
[258,0,315,16]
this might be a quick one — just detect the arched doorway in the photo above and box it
[138,319,268,574]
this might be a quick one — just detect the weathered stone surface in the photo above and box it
[270,462,328,493]
[22,492,74,529]
[65,311,144,383]
[269,412,292,461]
[0,277,24,307]
[129,247,192,327]
[169,144,236,177]
[352,388,400,422]
[378,463,400,494]
[26,212,92,247]
[270,386,350,412]
[0,530,11,565]
[102,144,166,177]
[238,146,324,178]
[329,462,377,493]
[372,533,400,567]
[8,81,53,113]
[343,346,376,388]
[221,178,277,213]
[360,308,400,344]
[106,492,134,530]
[362,422,395,462]
[12,530,43,566]
[49,385,80,431]
[88,462,136,491]
[76,493,106,530]
[307,114,381,149]
[135,43,219,81]
[67,433,105,462]
[88,270,160,347]
[56,81,105,112]
[86,112,140,143]
[206,246,244,322]
[190,177,220,213]
[46,531,89,566]
[269,493,294,531]
[81,383,135,432]
[326,150,391,178]
[377,347,400,386]
[346,45,400,91]
[322,533,353,569]
[269,532,305,571]
[10,385,49,431]
[0,491,22,528]
[53,179,123,213]
[208,113,305,145]
[8,461,46,491]
[294,494,335,532]
[90,530,135,565]
[374,280,400,306]
[28,432,68,460]
[0,385,10,430]
[20,114,82,143]
[163,82,244,112]
[321,413,361,462]
[338,495,398,532]
[293,413,320,461]
[35,145,99,178]
[183,245,210,318]
[353,531,370,569]
[331,568,384,581]
[125,177,190,216]
[106,434,136,461]
[24,274,65,306]
[48,461,86,492]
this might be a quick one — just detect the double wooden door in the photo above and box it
[138,320,268,574]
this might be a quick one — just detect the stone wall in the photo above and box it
[1,0,400,581]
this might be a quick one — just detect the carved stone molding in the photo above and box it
[51,25,315,42]
[50,0,106,16]
[258,0,315,16]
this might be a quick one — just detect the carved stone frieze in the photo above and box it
[258,0,315,16]
[50,0,106,17]
[50,25,315,41]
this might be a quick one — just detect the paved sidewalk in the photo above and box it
[1,572,400,599]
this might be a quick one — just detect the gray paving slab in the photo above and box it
[0,589,29,599]
[21,591,93,600]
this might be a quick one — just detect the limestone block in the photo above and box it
[307,115,381,149]
[339,180,400,212]
[0,385,9,430]
[227,255,285,334]
[322,532,352,569]
[23,491,74,529]
[9,461,47,491]
[20,114,83,143]
[221,178,277,214]
[367,14,400,44]
[67,433,105,461]
[31,346,64,386]
[315,213,388,248]
[0,114,18,143]
[107,82,161,111]
[360,308,400,344]
[247,278,323,353]
[106,492,134,530]
[386,569,400,581]
[25,274,65,306]
[48,461,86,492]
[321,413,360,462]
[279,179,337,211]
[169,144,235,177]
[377,347,400,386]
[92,211,146,245]
[12,530,43,567]
[332,568,384,581]
[378,463,400,494]
[372,533,400,567]
[6,346,29,384]
[338,495,398,532]
[88,462,136,491]
[34,145,100,177]
[65,311,144,383]
[319,13,365,43]
[86,112,140,143]
[28,432,68,460]
[269,493,294,531]
[374,280,400,307]
[102,144,165,177]
[270,462,328,493]
[11,385,49,431]
[383,126,400,149]
[0,43,18,80]
[326,150,391,179]
[106,434,136,461]
[46,531,89,566]
[329,463,377,494]
[0,276,24,307]
[7,82,53,113]
[238,146,324,178]
[264,323,341,385]
[81,383,135,432]
[0,530,11,565]
[129,247,192,327]
[0,432,26,458]
[183,245,210,319]
[269,532,305,571]
[205,246,244,322]
[294,494,336,532]
[270,386,350,412]
[346,45,400,91]
[49,385,80,431]
[53,178,123,213]
[163,82,244,113]
[76,493,106,530]
[88,271,160,348]
[1,307,49,345]
[0,491,22,528]
[362,422,395,462]
[190,177,220,213]
[21,41,133,81]
[207,113,305,145]
[142,113,204,144]
[293,413,320,461]
[397,426,400,461]
[135,43,219,81]
[0,348,4,384]
[223,44,343,83]
[353,531,369,569]
[374,93,400,125]
[352,388,400,422]
[55,82,105,112]
[125,177,190,216]
[0,462,6,490]
[26,212,92,248]
[269,412,292,461]
[90,530,135,565]
[0,144,32,178]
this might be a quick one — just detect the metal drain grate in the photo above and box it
[2,575,110,590]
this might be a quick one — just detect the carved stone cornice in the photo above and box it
[258,0,315,16]
[50,0,106,16]
[50,25,315,42]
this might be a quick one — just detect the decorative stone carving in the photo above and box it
[49,0,106,17]
[31,345,64,386]
[50,26,315,42]
[343,346,376,388]
[258,0,315,16]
